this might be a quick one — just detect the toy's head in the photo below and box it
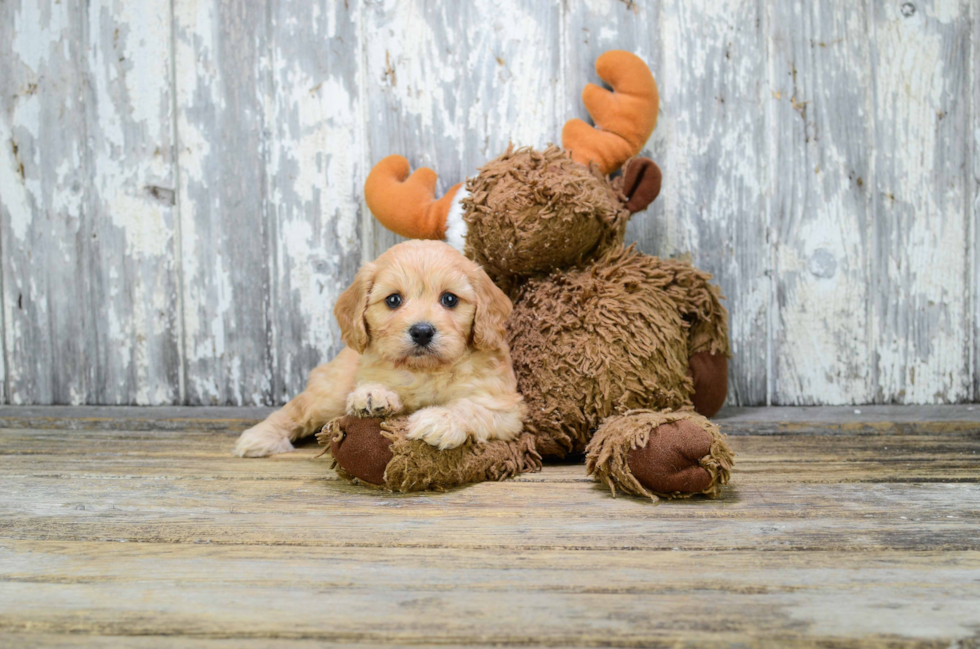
[363,51,662,285]
[460,146,661,286]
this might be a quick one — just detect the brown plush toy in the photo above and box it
[323,51,734,499]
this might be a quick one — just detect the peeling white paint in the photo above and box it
[1,0,975,406]
[872,0,971,403]
[12,0,69,72]
[0,115,33,243]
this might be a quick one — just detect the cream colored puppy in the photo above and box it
[233,240,524,457]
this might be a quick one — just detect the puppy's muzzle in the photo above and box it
[409,322,436,348]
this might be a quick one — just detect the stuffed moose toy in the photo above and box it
[317,51,735,499]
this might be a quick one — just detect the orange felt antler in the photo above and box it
[364,155,462,240]
[562,51,659,175]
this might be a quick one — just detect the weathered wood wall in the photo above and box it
[0,0,976,406]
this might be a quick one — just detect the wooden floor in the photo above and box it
[1,406,978,648]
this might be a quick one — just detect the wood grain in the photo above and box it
[871,0,974,404]
[1,0,977,406]
[975,0,979,404]
[360,0,561,258]
[0,0,181,405]
[174,0,274,406]
[0,0,93,405]
[264,0,363,400]
[0,407,979,646]
[769,0,875,405]
[660,0,769,406]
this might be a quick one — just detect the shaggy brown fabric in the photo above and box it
[507,245,731,458]
[620,157,662,214]
[381,418,542,492]
[318,416,392,485]
[585,410,734,500]
[689,352,729,418]
[462,145,628,291]
[322,415,543,492]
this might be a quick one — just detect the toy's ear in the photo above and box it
[469,265,512,352]
[622,157,662,214]
[334,262,376,354]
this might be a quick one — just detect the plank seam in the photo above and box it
[356,0,374,264]
[764,0,775,407]
[868,0,881,404]
[169,0,187,406]
[971,0,978,402]
[558,0,567,137]
[79,1,99,406]
[265,0,281,405]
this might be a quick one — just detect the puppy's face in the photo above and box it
[335,241,511,370]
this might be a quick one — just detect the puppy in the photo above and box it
[233,240,524,457]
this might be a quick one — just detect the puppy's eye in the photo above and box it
[440,292,459,309]
[385,293,402,309]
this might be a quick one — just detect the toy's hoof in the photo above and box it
[627,420,714,494]
[330,416,392,485]
[689,352,728,418]
[586,411,733,498]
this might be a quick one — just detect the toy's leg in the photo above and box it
[689,352,728,418]
[674,260,730,419]
[585,409,734,500]
[320,416,541,491]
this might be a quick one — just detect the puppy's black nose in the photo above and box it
[409,322,436,346]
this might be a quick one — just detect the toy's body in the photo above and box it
[328,51,734,499]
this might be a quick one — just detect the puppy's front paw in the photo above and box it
[233,424,295,457]
[406,407,467,450]
[346,383,402,418]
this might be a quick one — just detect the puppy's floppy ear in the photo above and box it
[334,262,376,354]
[469,265,512,351]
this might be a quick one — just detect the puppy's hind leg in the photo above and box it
[233,347,360,457]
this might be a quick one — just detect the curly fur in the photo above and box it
[462,145,628,292]
[507,245,730,457]
[585,409,734,500]
[380,418,542,491]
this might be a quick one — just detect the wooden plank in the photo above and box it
[361,1,561,258]
[1,413,979,646]
[1,541,978,647]
[872,0,973,404]
[0,404,977,431]
[0,1,98,404]
[1,426,978,551]
[657,0,770,407]
[3,461,979,519]
[0,0,180,406]
[2,493,979,550]
[173,0,273,406]
[770,0,875,405]
[264,0,364,400]
[2,426,978,485]
[0,637,496,649]
[455,2,562,173]
[714,403,980,424]
[84,0,181,405]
